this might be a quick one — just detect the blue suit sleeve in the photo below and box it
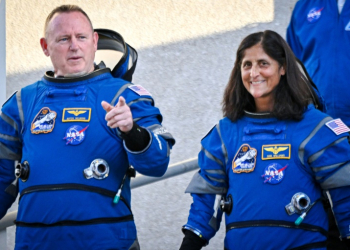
[121,89,175,177]
[0,93,23,219]
[184,125,227,243]
[286,2,303,60]
[301,118,350,238]
[328,186,350,238]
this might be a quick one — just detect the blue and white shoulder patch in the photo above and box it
[232,144,257,173]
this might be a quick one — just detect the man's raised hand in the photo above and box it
[101,96,133,132]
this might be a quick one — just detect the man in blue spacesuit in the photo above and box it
[0,4,175,249]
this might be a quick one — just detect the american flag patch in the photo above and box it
[128,85,152,96]
[325,119,350,135]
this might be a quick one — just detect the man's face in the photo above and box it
[40,11,98,77]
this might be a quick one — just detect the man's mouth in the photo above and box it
[68,56,82,61]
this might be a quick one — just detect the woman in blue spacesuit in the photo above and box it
[180,30,350,250]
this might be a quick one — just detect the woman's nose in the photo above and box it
[250,65,259,78]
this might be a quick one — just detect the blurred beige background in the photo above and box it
[6,0,273,79]
[3,0,298,249]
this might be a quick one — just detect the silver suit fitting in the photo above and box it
[84,159,109,180]
[285,192,311,215]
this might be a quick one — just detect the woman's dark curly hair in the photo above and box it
[222,30,319,121]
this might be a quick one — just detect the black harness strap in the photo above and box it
[226,220,328,237]
[20,183,132,212]
[15,215,133,228]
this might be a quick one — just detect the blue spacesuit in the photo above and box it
[183,105,350,249]
[287,0,350,125]
[0,66,175,249]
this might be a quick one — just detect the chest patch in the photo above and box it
[31,107,57,134]
[262,144,291,160]
[307,7,323,23]
[262,163,288,184]
[62,108,91,122]
[232,144,257,173]
[63,125,89,145]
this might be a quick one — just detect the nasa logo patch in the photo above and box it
[31,107,57,134]
[262,163,288,184]
[232,144,257,173]
[63,125,89,145]
[307,7,323,23]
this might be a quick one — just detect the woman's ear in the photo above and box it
[280,64,286,76]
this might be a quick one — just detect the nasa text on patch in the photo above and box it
[128,85,152,96]
[262,144,291,160]
[232,144,257,173]
[62,108,91,122]
[262,163,288,184]
[31,107,57,134]
[307,7,323,23]
[63,125,89,145]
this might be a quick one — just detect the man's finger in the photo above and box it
[116,96,126,107]
[101,101,113,112]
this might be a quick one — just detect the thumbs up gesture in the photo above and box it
[101,96,133,133]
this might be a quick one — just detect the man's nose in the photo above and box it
[69,38,78,50]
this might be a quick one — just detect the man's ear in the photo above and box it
[93,32,99,52]
[40,38,50,57]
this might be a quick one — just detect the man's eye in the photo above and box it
[60,38,68,42]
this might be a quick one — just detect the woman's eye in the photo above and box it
[243,63,251,68]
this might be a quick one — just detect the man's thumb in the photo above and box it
[101,101,113,112]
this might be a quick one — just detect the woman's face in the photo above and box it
[241,43,285,112]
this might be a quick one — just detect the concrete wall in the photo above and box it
[5,0,298,249]
[0,0,5,106]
